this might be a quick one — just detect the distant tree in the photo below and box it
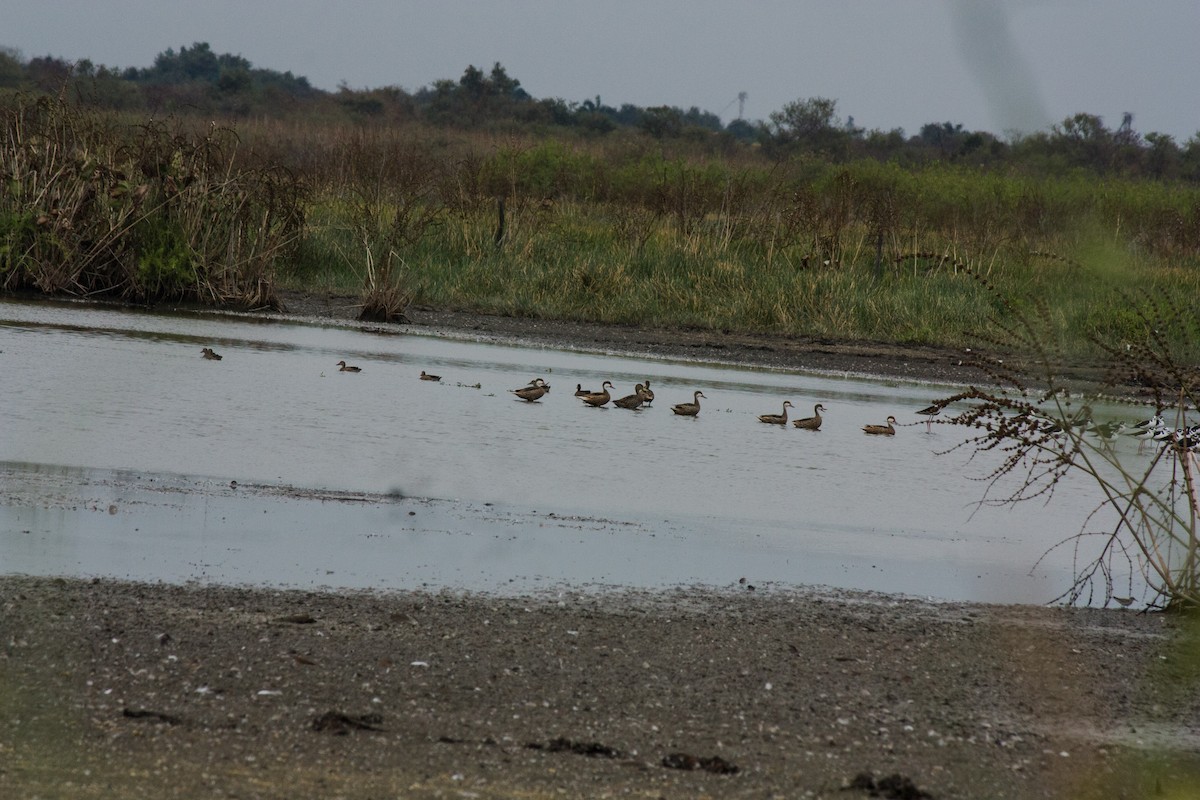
[1052,112,1113,172]
[135,42,222,84]
[458,64,487,98]
[488,62,525,99]
[918,122,966,157]
[681,106,722,132]
[26,55,73,91]
[767,96,849,156]
[217,67,251,94]
[640,106,683,139]
[861,127,908,161]
[76,64,145,110]
[1179,135,1200,182]
[0,46,23,88]
[769,96,839,142]
[724,118,761,143]
[1144,132,1180,180]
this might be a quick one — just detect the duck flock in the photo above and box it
[209,346,903,435]
[202,347,1197,446]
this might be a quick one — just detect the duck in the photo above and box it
[419,370,441,382]
[510,378,549,402]
[671,390,706,417]
[863,416,898,435]
[613,383,648,410]
[641,380,655,405]
[201,347,223,361]
[574,383,596,397]
[759,400,794,425]
[578,381,614,407]
[792,403,826,431]
[336,360,362,372]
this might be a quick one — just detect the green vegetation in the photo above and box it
[2,44,1200,357]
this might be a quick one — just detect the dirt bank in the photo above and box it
[274,291,993,387]
[2,576,1198,799]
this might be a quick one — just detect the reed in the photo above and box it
[931,278,1200,609]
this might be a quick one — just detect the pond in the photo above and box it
[0,297,1146,604]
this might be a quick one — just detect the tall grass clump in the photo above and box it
[0,91,306,308]
[930,276,1200,609]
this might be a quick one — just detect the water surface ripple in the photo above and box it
[0,298,1139,603]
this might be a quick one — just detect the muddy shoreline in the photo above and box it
[3,576,1198,799]
[276,291,992,387]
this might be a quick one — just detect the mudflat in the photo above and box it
[2,576,1198,799]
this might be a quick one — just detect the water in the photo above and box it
[0,297,1150,603]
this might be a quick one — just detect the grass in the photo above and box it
[281,190,1200,360]
[7,93,1200,361]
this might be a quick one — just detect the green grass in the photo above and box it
[279,189,1200,361]
[7,93,1200,360]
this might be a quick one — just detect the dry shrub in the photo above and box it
[933,274,1200,609]
[0,91,305,308]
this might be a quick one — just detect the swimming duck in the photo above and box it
[336,360,362,373]
[641,380,655,405]
[863,416,898,435]
[579,381,614,407]
[671,391,706,417]
[792,403,826,431]
[613,383,648,410]
[201,347,223,361]
[420,370,441,382]
[510,378,549,402]
[758,400,794,425]
[574,383,596,397]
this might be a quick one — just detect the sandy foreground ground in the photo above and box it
[2,297,1194,798]
[2,576,1199,800]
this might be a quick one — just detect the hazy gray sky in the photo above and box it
[5,0,1198,140]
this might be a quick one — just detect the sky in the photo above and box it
[5,0,1199,141]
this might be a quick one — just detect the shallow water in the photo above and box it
[0,297,1152,603]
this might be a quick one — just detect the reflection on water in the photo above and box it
[0,297,1146,603]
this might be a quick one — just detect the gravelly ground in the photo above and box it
[2,576,1199,799]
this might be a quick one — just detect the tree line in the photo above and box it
[2,41,1199,181]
